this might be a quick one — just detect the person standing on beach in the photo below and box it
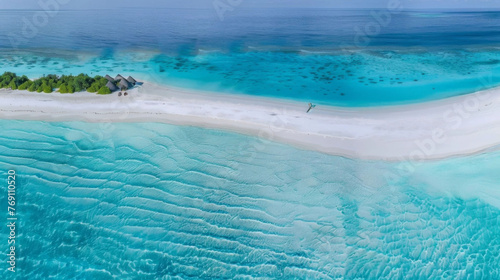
[307,103,316,113]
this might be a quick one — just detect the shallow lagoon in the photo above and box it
[2,48,500,106]
[0,120,498,279]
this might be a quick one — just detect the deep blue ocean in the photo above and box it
[0,8,500,279]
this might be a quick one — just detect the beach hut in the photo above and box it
[105,75,114,82]
[118,79,132,91]
[106,81,119,92]
[115,74,127,82]
[127,76,137,85]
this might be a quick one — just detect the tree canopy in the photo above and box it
[0,72,113,94]
[97,86,112,95]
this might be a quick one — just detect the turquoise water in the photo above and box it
[2,8,500,279]
[0,120,498,279]
[4,9,500,105]
[3,48,500,106]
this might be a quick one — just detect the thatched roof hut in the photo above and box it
[127,76,137,85]
[106,81,119,92]
[105,75,114,82]
[118,79,132,90]
[115,74,127,82]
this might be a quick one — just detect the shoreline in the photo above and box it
[1,81,500,161]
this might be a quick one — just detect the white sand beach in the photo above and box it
[1,81,500,161]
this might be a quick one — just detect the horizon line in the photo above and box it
[2,7,500,11]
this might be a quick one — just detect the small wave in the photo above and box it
[409,12,450,18]
[299,49,337,55]
[197,49,222,54]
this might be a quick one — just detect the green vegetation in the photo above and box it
[0,72,112,94]
[28,83,36,92]
[97,86,111,95]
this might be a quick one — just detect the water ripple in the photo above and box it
[0,120,498,279]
